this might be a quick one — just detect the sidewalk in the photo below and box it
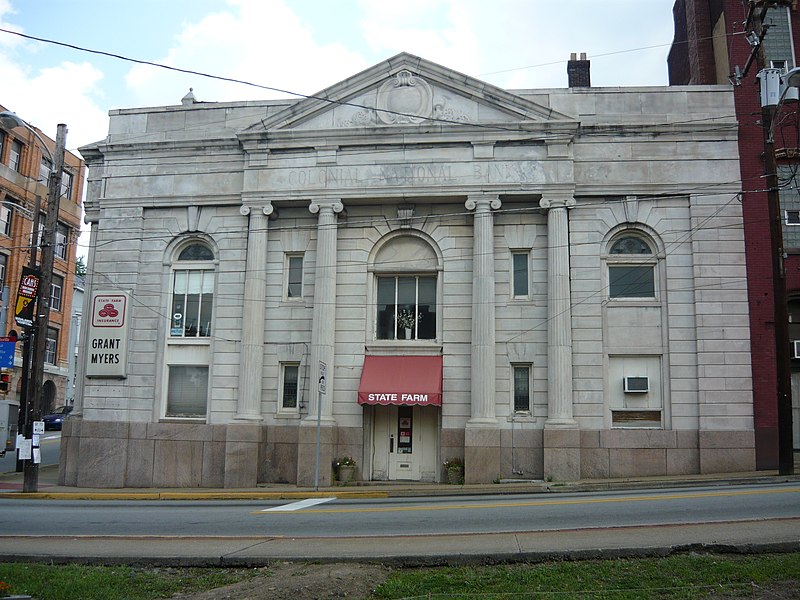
[1,462,798,500]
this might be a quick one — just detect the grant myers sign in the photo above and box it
[86,291,129,378]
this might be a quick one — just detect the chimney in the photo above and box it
[567,52,591,88]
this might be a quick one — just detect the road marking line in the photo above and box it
[253,486,800,515]
[261,497,337,512]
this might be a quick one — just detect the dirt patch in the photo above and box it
[170,562,391,600]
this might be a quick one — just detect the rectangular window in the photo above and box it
[281,363,300,410]
[50,274,64,312]
[608,265,655,298]
[512,365,531,412]
[61,170,73,200]
[0,254,7,287]
[286,254,303,298]
[55,223,69,260]
[166,365,208,418]
[171,269,213,337]
[376,275,436,340]
[512,252,529,298]
[40,157,52,184]
[9,140,22,172]
[0,204,11,237]
[786,210,800,225]
[45,327,58,365]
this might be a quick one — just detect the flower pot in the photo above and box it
[404,327,412,339]
[447,467,463,485]
[337,465,356,483]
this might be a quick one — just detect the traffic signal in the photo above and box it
[0,371,9,392]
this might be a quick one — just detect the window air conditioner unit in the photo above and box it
[792,341,800,359]
[623,376,649,393]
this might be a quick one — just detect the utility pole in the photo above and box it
[22,123,66,493]
[752,2,795,475]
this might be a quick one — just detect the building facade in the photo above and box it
[62,54,753,488]
[0,104,84,417]
[668,0,800,465]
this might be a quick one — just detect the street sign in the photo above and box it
[319,361,327,395]
[0,341,15,368]
[33,421,44,435]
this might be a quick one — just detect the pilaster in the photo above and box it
[305,200,343,424]
[235,204,273,421]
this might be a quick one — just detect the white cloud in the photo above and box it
[124,0,370,107]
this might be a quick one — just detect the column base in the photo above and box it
[543,428,581,481]
[464,427,501,483]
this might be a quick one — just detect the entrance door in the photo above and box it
[371,405,438,481]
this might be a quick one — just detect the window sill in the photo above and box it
[366,340,443,355]
[167,337,213,345]
[275,411,301,420]
[605,297,660,306]
[160,416,207,423]
[507,414,536,423]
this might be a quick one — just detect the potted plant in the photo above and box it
[396,308,421,339]
[443,457,464,484]
[335,456,357,483]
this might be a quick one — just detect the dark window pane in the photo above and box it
[178,243,213,261]
[609,265,655,298]
[282,365,299,408]
[513,366,530,412]
[610,236,652,255]
[513,253,528,297]
[376,277,396,340]
[166,366,208,417]
[287,256,303,298]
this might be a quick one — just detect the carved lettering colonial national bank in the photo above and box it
[267,161,546,191]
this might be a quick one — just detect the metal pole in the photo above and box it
[16,197,41,474]
[23,124,66,493]
[314,386,322,491]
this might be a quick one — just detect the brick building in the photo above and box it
[0,104,85,416]
[668,0,800,467]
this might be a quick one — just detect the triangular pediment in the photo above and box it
[243,52,574,136]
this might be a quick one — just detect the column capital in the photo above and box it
[465,195,501,212]
[309,200,344,215]
[240,203,274,217]
[539,196,576,211]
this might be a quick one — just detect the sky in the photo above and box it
[0,0,678,255]
[1,0,679,152]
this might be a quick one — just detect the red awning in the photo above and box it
[358,355,443,406]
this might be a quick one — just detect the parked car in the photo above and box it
[43,406,72,431]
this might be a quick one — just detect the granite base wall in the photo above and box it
[58,419,757,487]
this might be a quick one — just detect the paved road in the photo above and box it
[1,482,798,564]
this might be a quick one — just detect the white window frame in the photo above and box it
[0,204,11,237]
[61,170,73,200]
[605,235,658,300]
[55,222,69,260]
[279,362,301,414]
[511,363,532,414]
[0,254,6,287]
[786,210,800,225]
[9,140,22,172]
[511,250,530,299]
[39,157,52,184]
[50,273,64,312]
[375,274,437,341]
[285,253,304,300]
[45,327,58,365]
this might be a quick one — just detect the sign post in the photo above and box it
[314,361,326,491]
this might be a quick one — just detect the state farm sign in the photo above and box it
[86,292,129,378]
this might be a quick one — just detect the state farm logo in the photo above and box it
[98,304,119,318]
[92,295,126,328]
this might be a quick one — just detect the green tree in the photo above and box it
[75,255,87,277]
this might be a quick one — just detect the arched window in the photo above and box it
[164,239,216,420]
[372,234,440,341]
[170,242,215,338]
[607,234,656,298]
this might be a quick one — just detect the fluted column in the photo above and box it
[540,195,576,427]
[235,203,273,421]
[466,194,501,424]
[305,200,343,423]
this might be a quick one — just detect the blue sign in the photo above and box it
[0,341,15,368]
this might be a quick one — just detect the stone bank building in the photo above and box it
[60,54,754,488]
